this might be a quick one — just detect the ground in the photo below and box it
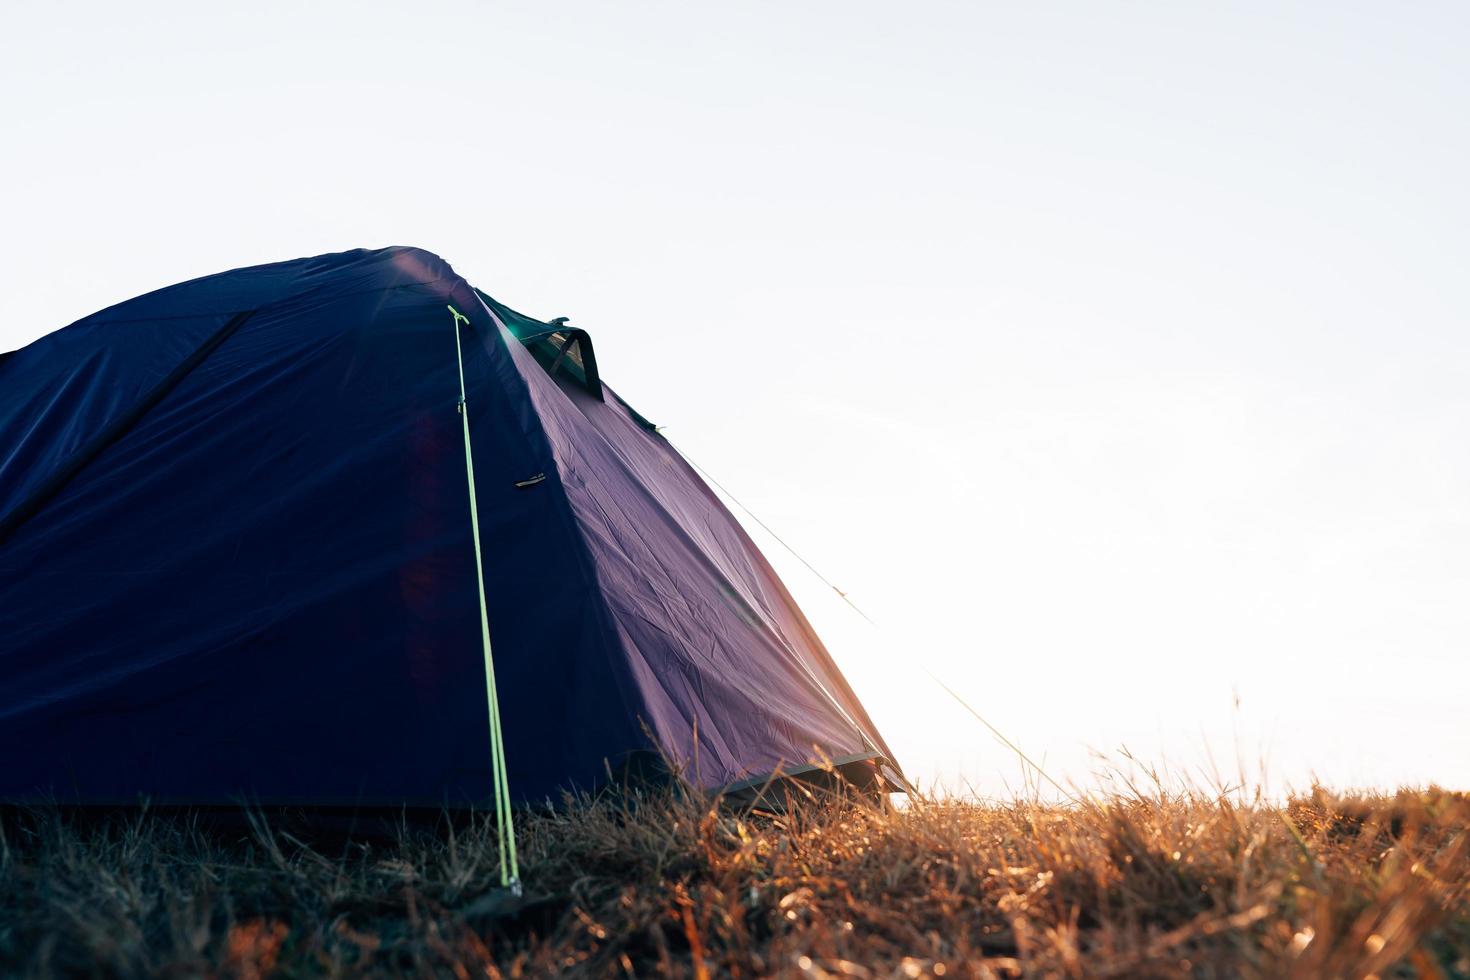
[0,781,1465,978]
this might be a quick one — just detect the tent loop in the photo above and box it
[448,303,522,893]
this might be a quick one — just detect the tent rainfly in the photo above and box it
[0,247,901,811]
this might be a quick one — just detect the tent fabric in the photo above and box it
[0,246,897,807]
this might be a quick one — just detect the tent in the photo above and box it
[0,247,900,809]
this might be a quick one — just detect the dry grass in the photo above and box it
[0,781,1465,978]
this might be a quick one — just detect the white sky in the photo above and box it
[3,1,1467,797]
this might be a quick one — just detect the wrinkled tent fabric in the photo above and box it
[0,247,898,806]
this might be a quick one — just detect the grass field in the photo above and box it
[1,779,1465,978]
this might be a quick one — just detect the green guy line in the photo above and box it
[449,303,520,889]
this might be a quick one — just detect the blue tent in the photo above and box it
[0,247,899,808]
